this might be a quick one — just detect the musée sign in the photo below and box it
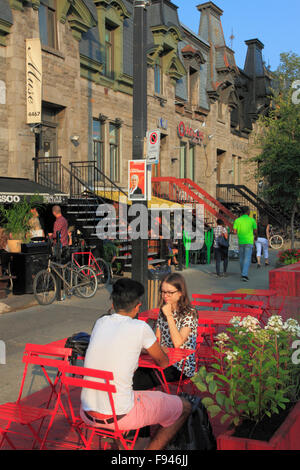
[177,121,204,145]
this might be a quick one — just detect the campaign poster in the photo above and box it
[128,160,147,201]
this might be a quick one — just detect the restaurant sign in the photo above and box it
[177,121,204,145]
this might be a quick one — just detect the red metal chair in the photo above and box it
[191,294,223,310]
[59,364,140,450]
[138,308,159,322]
[0,344,71,450]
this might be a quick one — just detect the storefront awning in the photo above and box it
[0,177,68,204]
[95,189,183,210]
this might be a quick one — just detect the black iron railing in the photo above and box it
[216,184,287,227]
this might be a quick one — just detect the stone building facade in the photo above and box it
[0,0,271,199]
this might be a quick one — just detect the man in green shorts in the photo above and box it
[233,206,257,281]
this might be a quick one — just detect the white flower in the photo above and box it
[240,315,260,332]
[224,350,239,361]
[283,318,300,336]
[265,315,284,333]
[229,316,242,327]
[215,332,229,345]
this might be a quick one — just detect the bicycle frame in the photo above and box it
[48,260,90,291]
[71,252,104,276]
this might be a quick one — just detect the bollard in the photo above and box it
[205,228,213,264]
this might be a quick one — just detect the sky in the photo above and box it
[174,0,300,71]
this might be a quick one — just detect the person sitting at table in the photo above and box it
[80,278,191,451]
[132,273,197,441]
[133,272,197,389]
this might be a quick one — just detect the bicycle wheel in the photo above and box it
[33,270,57,305]
[92,258,111,287]
[74,265,98,298]
[269,234,284,250]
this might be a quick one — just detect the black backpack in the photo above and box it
[64,332,91,365]
[166,393,217,451]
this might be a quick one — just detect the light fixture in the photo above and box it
[208,134,213,140]
[70,134,80,146]
[171,157,178,163]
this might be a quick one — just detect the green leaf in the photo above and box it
[216,391,225,407]
[207,404,222,418]
[220,414,231,425]
[194,382,207,393]
[201,397,215,407]
[208,381,218,395]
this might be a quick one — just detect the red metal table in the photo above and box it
[138,347,195,394]
[226,288,285,322]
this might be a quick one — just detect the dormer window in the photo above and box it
[154,60,163,95]
[38,0,57,49]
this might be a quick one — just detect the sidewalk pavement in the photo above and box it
[0,248,279,315]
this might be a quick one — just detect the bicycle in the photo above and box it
[269,226,284,250]
[33,257,98,305]
[71,251,111,287]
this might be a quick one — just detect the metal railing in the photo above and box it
[216,184,287,227]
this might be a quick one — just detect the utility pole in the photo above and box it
[131,0,149,310]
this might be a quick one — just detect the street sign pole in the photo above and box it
[132,0,148,311]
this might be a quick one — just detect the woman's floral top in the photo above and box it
[156,308,197,377]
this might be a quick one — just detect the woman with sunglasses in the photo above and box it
[133,272,197,389]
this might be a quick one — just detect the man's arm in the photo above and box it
[146,340,169,369]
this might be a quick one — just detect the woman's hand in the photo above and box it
[162,303,173,319]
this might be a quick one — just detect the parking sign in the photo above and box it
[146,129,160,164]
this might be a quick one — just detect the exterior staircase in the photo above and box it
[152,177,236,230]
[216,184,288,228]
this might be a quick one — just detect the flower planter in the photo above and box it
[217,402,300,450]
[7,239,22,253]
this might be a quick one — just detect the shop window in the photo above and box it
[109,123,120,182]
[93,119,105,177]
[38,0,58,49]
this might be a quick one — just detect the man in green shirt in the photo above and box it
[233,206,257,281]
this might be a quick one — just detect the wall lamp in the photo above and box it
[171,157,178,164]
[70,134,80,146]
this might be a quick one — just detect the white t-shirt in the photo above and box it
[81,313,157,415]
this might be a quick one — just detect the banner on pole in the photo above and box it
[26,38,42,124]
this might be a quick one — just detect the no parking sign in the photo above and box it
[146,129,160,164]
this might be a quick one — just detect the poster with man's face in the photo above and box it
[128,160,147,201]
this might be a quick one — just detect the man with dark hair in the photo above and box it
[233,206,257,281]
[80,278,191,450]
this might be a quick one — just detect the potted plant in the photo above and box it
[0,195,43,252]
[192,315,300,450]
[277,249,300,267]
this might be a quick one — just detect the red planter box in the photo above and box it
[217,402,300,450]
[269,262,300,297]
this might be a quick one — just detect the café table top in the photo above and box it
[227,288,277,297]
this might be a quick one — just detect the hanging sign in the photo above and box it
[26,38,42,124]
[146,129,161,164]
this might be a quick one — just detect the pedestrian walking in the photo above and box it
[255,213,270,268]
[233,206,257,282]
[213,219,229,277]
